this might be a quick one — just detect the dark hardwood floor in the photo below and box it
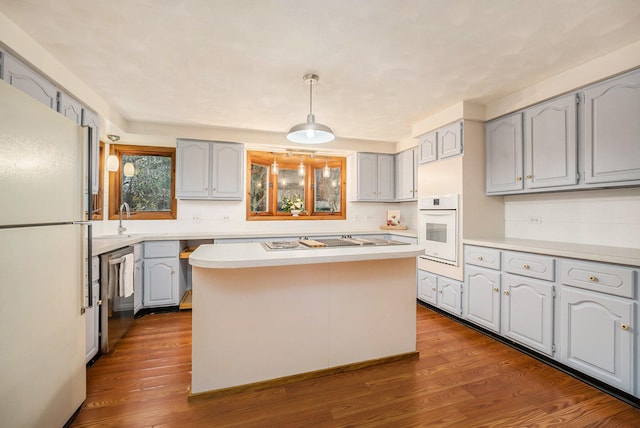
[71,305,640,427]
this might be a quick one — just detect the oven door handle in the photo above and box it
[423,211,455,216]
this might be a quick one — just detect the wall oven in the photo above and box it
[419,194,459,266]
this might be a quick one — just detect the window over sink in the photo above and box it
[246,151,346,220]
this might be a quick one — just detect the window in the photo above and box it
[108,145,177,220]
[246,151,346,220]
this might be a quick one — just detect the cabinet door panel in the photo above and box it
[465,266,501,332]
[438,278,462,316]
[59,92,83,125]
[356,153,378,200]
[377,155,395,200]
[419,131,437,164]
[524,93,577,188]
[176,140,210,198]
[584,69,640,184]
[395,148,416,200]
[417,270,437,305]
[485,113,523,193]
[502,275,554,356]
[4,53,58,109]
[560,287,634,392]
[438,121,463,159]
[211,143,243,199]
[143,258,178,306]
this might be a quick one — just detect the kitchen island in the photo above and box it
[189,241,424,397]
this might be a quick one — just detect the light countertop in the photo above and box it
[91,229,418,256]
[464,237,640,267]
[189,242,425,268]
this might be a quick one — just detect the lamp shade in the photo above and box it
[106,155,119,172]
[287,114,335,144]
[123,162,135,177]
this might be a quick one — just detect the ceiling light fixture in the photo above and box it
[106,135,120,172]
[287,74,335,144]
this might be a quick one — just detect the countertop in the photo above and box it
[189,242,425,268]
[91,229,418,256]
[464,237,640,267]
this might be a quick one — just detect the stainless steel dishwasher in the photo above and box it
[100,246,134,353]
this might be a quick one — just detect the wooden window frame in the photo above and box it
[108,144,177,220]
[246,151,346,221]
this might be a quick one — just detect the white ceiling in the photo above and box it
[2,0,640,142]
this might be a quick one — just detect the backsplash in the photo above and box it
[93,200,418,237]
[504,188,640,249]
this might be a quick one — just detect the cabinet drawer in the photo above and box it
[144,241,179,258]
[559,260,635,298]
[465,246,501,270]
[503,251,555,281]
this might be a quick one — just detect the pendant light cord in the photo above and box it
[309,79,313,116]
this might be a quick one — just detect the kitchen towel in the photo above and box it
[119,253,135,298]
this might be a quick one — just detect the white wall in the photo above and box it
[504,188,640,248]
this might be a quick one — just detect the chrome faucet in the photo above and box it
[118,202,130,234]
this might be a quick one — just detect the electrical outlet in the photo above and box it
[192,215,200,223]
[528,216,542,224]
[223,216,231,221]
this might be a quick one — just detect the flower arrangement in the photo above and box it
[281,195,304,213]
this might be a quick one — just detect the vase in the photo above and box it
[290,209,301,217]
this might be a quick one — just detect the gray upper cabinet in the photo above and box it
[395,147,417,201]
[418,121,463,165]
[58,92,83,125]
[81,109,100,195]
[355,153,395,201]
[437,121,463,160]
[3,52,58,110]
[176,139,244,200]
[418,131,437,164]
[485,112,524,194]
[583,69,640,185]
[524,93,578,189]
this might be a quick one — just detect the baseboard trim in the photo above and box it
[188,351,419,402]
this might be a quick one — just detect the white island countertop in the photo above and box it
[189,242,425,268]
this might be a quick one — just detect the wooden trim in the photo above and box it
[188,351,419,402]
[90,141,105,220]
[246,151,347,221]
[108,144,177,220]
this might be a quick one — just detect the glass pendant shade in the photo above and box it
[271,154,279,175]
[297,160,305,176]
[106,155,119,172]
[123,162,135,177]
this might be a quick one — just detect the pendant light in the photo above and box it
[323,157,331,178]
[271,153,279,175]
[297,159,305,176]
[106,134,120,172]
[123,162,135,177]
[287,74,335,144]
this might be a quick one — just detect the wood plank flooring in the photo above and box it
[71,305,640,427]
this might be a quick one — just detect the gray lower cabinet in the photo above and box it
[464,244,639,397]
[143,241,180,307]
[417,270,463,316]
[176,139,244,200]
[583,68,640,185]
[464,265,501,333]
[502,274,554,356]
[558,258,637,394]
[85,256,100,363]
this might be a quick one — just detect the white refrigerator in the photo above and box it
[0,80,88,426]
